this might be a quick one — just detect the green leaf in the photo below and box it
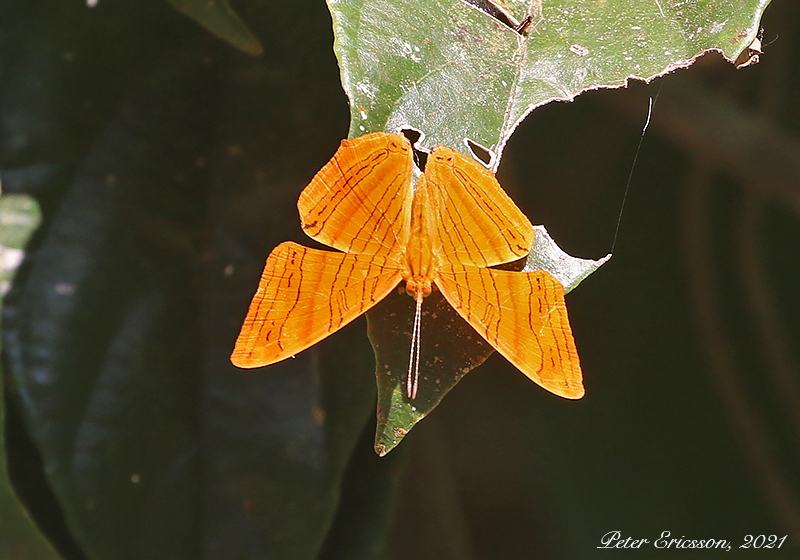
[167,0,264,55]
[367,227,606,455]
[329,0,770,453]
[0,195,41,295]
[329,0,771,164]
[523,225,611,294]
[368,289,494,456]
[0,195,59,560]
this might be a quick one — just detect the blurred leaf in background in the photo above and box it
[0,196,40,295]
[0,194,61,560]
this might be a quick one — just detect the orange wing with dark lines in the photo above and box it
[231,241,403,368]
[297,132,414,257]
[424,145,535,268]
[434,262,583,399]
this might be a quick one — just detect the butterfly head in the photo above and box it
[404,277,432,302]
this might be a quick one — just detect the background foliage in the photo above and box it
[1,0,798,559]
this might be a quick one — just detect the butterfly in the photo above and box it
[231,132,583,399]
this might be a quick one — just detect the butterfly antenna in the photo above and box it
[407,290,423,399]
[412,292,423,399]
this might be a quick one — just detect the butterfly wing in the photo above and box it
[232,241,403,367]
[298,132,414,256]
[435,263,584,399]
[424,145,535,267]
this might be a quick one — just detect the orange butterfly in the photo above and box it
[231,132,583,399]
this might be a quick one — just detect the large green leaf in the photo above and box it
[330,0,770,164]
[0,195,60,560]
[330,0,769,454]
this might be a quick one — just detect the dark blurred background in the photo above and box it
[1,0,798,559]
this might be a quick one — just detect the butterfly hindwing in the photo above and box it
[231,241,403,367]
[424,145,535,268]
[297,132,413,257]
[434,262,584,399]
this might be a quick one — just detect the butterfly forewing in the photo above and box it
[424,146,535,268]
[434,263,584,399]
[297,132,413,257]
[232,241,403,368]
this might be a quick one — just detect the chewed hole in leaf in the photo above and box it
[399,126,423,146]
[466,138,495,168]
[398,125,425,145]
[400,126,429,172]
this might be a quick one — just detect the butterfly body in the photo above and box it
[232,132,584,399]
